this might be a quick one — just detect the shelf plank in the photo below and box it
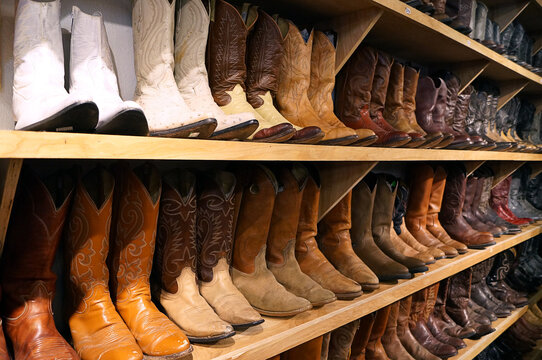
[490,1,530,31]
[0,131,541,162]
[0,159,22,255]
[191,224,542,360]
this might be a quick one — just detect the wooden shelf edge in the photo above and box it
[191,224,542,360]
[1,131,542,161]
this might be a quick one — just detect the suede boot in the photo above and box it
[426,166,469,253]
[351,313,377,360]
[319,192,380,290]
[486,251,529,307]
[281,336,323,360]
[2,169,79,359]
[328,320,360,360]
[296,168,362,299]
[110,163,192,358]
[366,306,392,360]
[351,181,412,281]
[439,164,495,249]
[268,164,337,306]
[381,302,415,360]
[232,165,312,316]
[406,164,459,257]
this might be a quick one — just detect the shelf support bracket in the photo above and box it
[317,161,378,221]
[497,80,529,110]
[464,161,486,177]
[532,35,542,56]
[489,161,526,189]
[0,159,22,256]
[492,1,530,32]
[454,60,491,95]
[528,162,542,179]
[318,7,383,75]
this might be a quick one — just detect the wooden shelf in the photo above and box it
[191,224,542,360]
[0,131,541,161]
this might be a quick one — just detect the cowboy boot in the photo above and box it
[439,164,495,248]
[197,170,265,326]
[416,77,454,148]
[335,46,411,147]
[509,173,542,220]
[446,0,473,34]
[276,22,359,145]
[432,0,455,23]
[454,86,487,150]
[369,175,428,273]
[430,78,455,148]
[381,302,416,360]
[281,336,323,360]
[473,91,497,150]
[426,166,469,254]
[154,170,235,343]
[207,0,294,142]
[133,0,216,138]
[484,93,513,151]
[322,332,331,360]
[2,169,79,359]
[65,168,144,360]
[174,0,258,140]
[232,165,312,316]
[487,250,529,307]
[470,260,513,317]
[351,181,412,281]
[406,164,459,257]
[366,306,392,360]
[319,192,380,290]
[464,177,503,236]
[245,8,323,144]
[390,225,435,265]
[351,313,376,360]
[109,163,192,358]
[471,171,509,235]
[309,30,377,146]
[443,73,473,149]
[425,284,466,349]
[383,62,426,148]
[409,288,458,358]
[472,1,487,41]
[465,89,490,149]
[13,0,98,132]
[490,177,532,225]
[296,168,363,299]
[267,164,337,306]
[328,320,360,360]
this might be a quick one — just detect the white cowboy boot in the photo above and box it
[132,0,216,138]
[13,0,97,132]
[174,0,258,140]
[70,7,148,136]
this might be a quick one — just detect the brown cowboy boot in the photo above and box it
[65,168,143,359]
[328,320,360,360]
[281,336,323,360]
[109,163,192,358]
[425,284,466,349]
[2,169,79,360]
[430,78,455,148]
[381,302,415,360]
[366,306,392,360]
[351,313,377,360]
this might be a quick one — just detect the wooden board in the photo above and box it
[490,161,527,188]
[0,159,22,255]
[191,224,542,360]
[0,131,541,162]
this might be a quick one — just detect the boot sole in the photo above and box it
[19,101,98,132]
[187,330,236,344]
[251,127,296,143]
[210,119,259,140]
[379,273,413,282]
[254,304,312,317]
[361,283,380,292]
[319,135,360,146]
[409,265,429,273]
[353,135,379,147]
[231,319,265,329]
[288,130,326,144]
[150,118,217,138]
[143,345,193,360]
[95,108,149,136]
[335,290,364,300]
[467,242,496,249]
[310,296,339,307]
[375,136,412,148]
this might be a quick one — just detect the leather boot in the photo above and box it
[509,173,542,220]
[427,166,469,254]
[397,296,441,360]
[133,0,216,138]
[384,62,426,148]
[370,176,428,273]
[328,320,360,360]
[390,225,435,264]
[276,22,359,145]
[430,78,455,148]
[443,73,473,149]
[309,31,377,146]
[351,181,412,281]
[232,165,312,316]
[296,169,363,299]
[416,77,454,148]
[406,164,459,257]
[267,164,337,306]
[446,0,473,34]
[454,86,486,150]
[2,169,79,359]
[439,164,495,249]
[471,173,508,235]
[470,260,513,317]
[490,177,532,225]
[110,163,192,358]
[197,171,264,326]
[335,46,411,147]
[409,288,458,358]
[0,304,7,360]
[65,168,144,359]
[154,170,235,343]
[245,9,323,144]
[432,0,455,23]
[430,278,477,339]
[472,1,487,41]
[446,269,495,337]
[404,66,444,147]
[174,0,258,140]
[351,313,377,360]
[366,306,392,360]
[465,89,490,150]
[399,218,445,261]
[319,192,380,290]
[322,332,331,360]
[486,250,529,307]
[208,0,294,142]
[464,176,502,236]
[281,336,323,360]
[425,284,466,349]
[382,302,415,360]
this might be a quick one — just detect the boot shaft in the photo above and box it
[443,73,461,126]
[370,52,394,116]
[406,164,435,220]
[308,31,338,121]
[415,77,438,130]
[490,176,511,207]
[351,313,376,359]
[428,165,447,215]
[448,268,472,301]
[296,168,321,254]
[371,176,398,236]
[453,85,472,133]
[440,164,467,224]
[319,191,353,245]
[410,288,428,322]
[351,181,376,251]
[370,306,392,340]
[424,283,440,319]
[431,78,448,127]
[403,66,420,114]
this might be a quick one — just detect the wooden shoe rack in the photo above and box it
[1,0,542,359]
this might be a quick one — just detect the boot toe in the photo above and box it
[99,346,143,360]
[439,244,459,258]
[144,332,191,357]
[289,126,325,144]
[319,128,359,145]
[253,123,295,142]
[305,286,337,307]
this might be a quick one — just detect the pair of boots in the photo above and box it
[506,237,542,293]
[12,1,147,135]
[463,175,504,237]
[486,250,530,308]
[508,168,542,220]
[491,176,533,226]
